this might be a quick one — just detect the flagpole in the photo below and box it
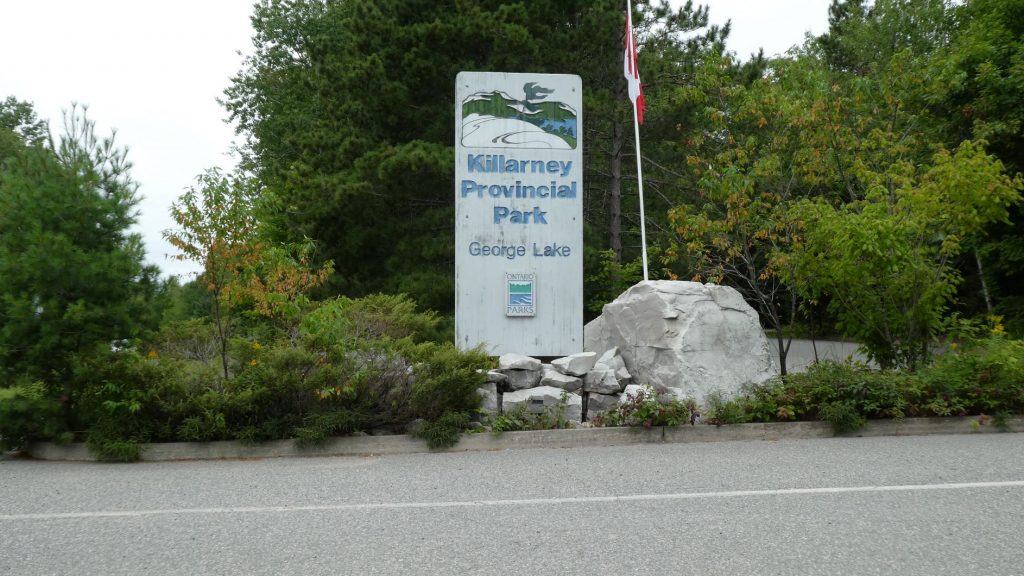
[626,0,650,281]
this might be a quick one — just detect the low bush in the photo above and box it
[595,385,696,428]
[33,294,493,458]
[491,392,575,432]
[915,336,1024,417]
[411,411,473,449]
[75,350,189,447]
[407,342,489,422]
[0,380,61,451]
[704,336,1024,433]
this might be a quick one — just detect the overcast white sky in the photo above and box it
[0,0,829,279]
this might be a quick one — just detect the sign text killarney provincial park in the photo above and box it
[455,72,583,356]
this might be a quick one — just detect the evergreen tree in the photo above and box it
[0,103,158,418]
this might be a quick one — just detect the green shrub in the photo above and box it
[85,434,142,463]
[301,293,440,350]
[412,411,472,449]
[916,336,1024,416]
[0,381,61,450]
[698,338,1023,432]
[818,401,868,434]
[151,319,219,362]
[596,385,695,428]
[490,404,534,432]
[75,350,189,447]
[780,361,910,421]
[702,389,753,425]
[406,342,489,422]
[491,393,574,432]
[293,409,361,447]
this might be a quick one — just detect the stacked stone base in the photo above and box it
[478,350,635,424]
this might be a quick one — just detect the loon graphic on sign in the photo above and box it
[461,82,578,150]
[506,273,536,317]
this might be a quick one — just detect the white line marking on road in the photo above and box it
[4,480,1023,521]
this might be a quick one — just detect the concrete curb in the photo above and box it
[25,415,1022,462]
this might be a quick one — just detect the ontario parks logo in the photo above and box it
[506,273,536,317]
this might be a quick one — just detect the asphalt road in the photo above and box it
[3,434,1023,575]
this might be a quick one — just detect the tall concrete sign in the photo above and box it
[455,71,583,356]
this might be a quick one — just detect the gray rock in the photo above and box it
[619,384,648,405]
[583,367,622,394]
[657,387,689,404]
[596,348,631,384]
[498,353,542,371]
[586,392,620,416]
[502,386,583,422]
[503,368,542,391]
[477,383,499,414]
[585,281,775,403]
[484,370,508,384]
[551,352,598,376]
[540,369,583,392]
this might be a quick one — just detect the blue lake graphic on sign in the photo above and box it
[507,280,534,307]
[509,293,533,306]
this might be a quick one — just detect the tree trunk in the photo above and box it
[776,333,788,377]
[212,293,230,380]
[975,248,993,315]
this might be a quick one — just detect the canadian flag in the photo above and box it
[623,9,645,124]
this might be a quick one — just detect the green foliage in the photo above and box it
[595,385,696,428]
[0,381,61,451]
[293,410,361,447]
[411,411,472,449]
[917,335,1024,416]
[664,56,812,372]
[490,404,535,433]
[705,336,1024,432]
[75,350,187,446]
[703,389,758,426]
[152,319,220,362]
[85,436,142,463]
[406,342,488,422]
[34,293,488,455]
[0,104,159,409]
[787,142,1022,369]
[164,168,332,378]
[491,393,575,432]
[817,401,868,434]
[301,293,440,349]
[0,96,48,160]
[585,249,646,315]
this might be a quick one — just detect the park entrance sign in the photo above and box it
[455,71,583,356]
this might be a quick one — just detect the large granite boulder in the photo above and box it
[584,281,775,402]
